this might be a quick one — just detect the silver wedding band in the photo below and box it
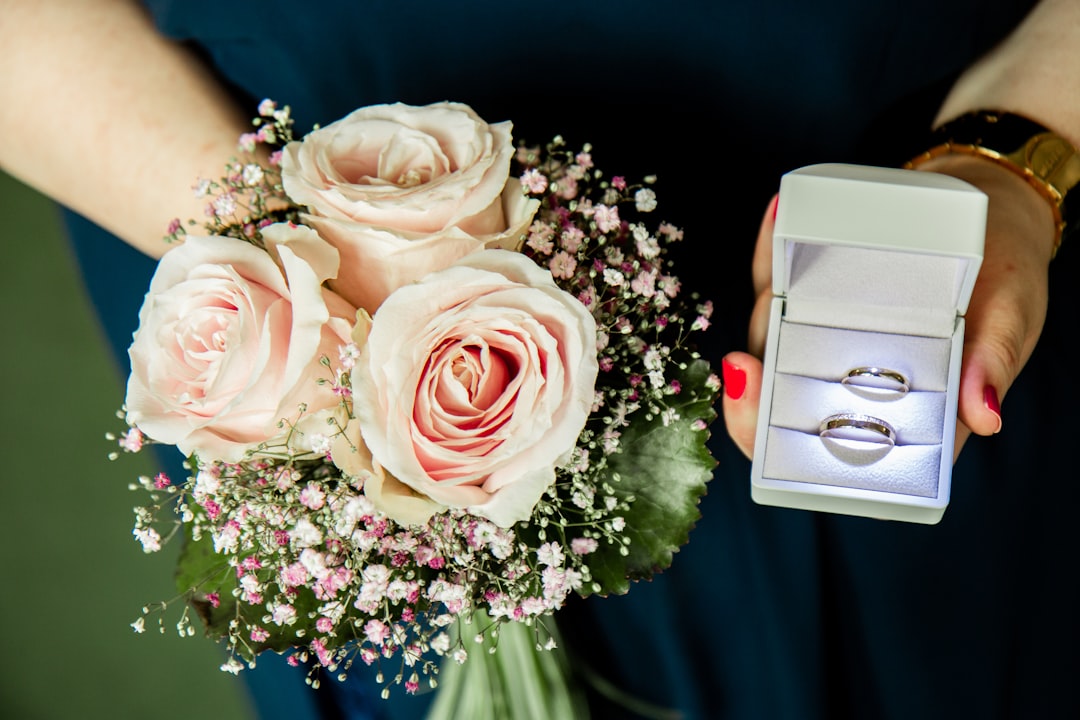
[841,366,909,395]
[819,412,897,446]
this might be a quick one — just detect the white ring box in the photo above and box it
[750,164,986,524]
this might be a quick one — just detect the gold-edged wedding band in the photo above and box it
[819,412,897,446]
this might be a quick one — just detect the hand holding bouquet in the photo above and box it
[116,100,720,710]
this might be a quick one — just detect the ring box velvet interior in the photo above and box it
[750,164,986,524]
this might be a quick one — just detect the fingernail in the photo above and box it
[771,194,780,222]
[983,385,1002,434]
[722,358,747,400]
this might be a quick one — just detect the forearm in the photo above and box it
[0,0,248,257]
[936,0,1080,145]
[920,0,1079,262]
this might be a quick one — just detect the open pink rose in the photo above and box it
[125,225,355,461]
[351,250,598,527]
[280,102,539,313]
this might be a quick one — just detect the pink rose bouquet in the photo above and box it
[116,100,719,712]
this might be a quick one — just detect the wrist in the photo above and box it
[915,153,1057,267]
[905,110,1080,258]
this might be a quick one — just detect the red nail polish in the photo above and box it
[722,358,747,400]
[771,194,780,222]
[983,385,1002,433]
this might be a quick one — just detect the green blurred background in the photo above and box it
[0,170,252,718]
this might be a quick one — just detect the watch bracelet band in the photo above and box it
[904,110,1080,258]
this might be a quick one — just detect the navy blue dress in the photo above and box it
[69,1,1079,717]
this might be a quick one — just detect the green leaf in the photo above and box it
[174,522,238,642]
[581,356,718,597]
[175,519,320,658]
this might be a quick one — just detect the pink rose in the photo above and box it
[126,224,355,461]
[280,102,539,313]
[351,250,598,528]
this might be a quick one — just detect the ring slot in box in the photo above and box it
[768,374,946,445]
[750,163,985,524]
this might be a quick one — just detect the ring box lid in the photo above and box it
[774,164,986,338]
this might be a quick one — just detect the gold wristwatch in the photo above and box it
[905,110,1080,258]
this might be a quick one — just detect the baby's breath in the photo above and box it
[166,99,300,246]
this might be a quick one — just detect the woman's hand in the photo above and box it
[721,157,1056,461]
[722,0,1076,462]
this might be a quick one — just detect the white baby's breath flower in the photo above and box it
[213,193,237,217]
[603,268,625,287]
[536,542,565,567]
[308,433,332,455]
[593,204,620,232]
[133,527,162,553]
[571,537,599,555]
[431,632,452,654]
[212,523,240,554]
[270,602,298,626]
[242,163,265,186]
[634,188,657,212]
[291,517,323,548]
[220,657,245,675]
[194,469,221,498]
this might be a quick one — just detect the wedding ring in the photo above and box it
[819,412,897,446]
[841,366,909,395]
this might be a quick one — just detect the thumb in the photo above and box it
[956,310,1022,440]
[955,217,1049,444]
[721,351,764,460]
